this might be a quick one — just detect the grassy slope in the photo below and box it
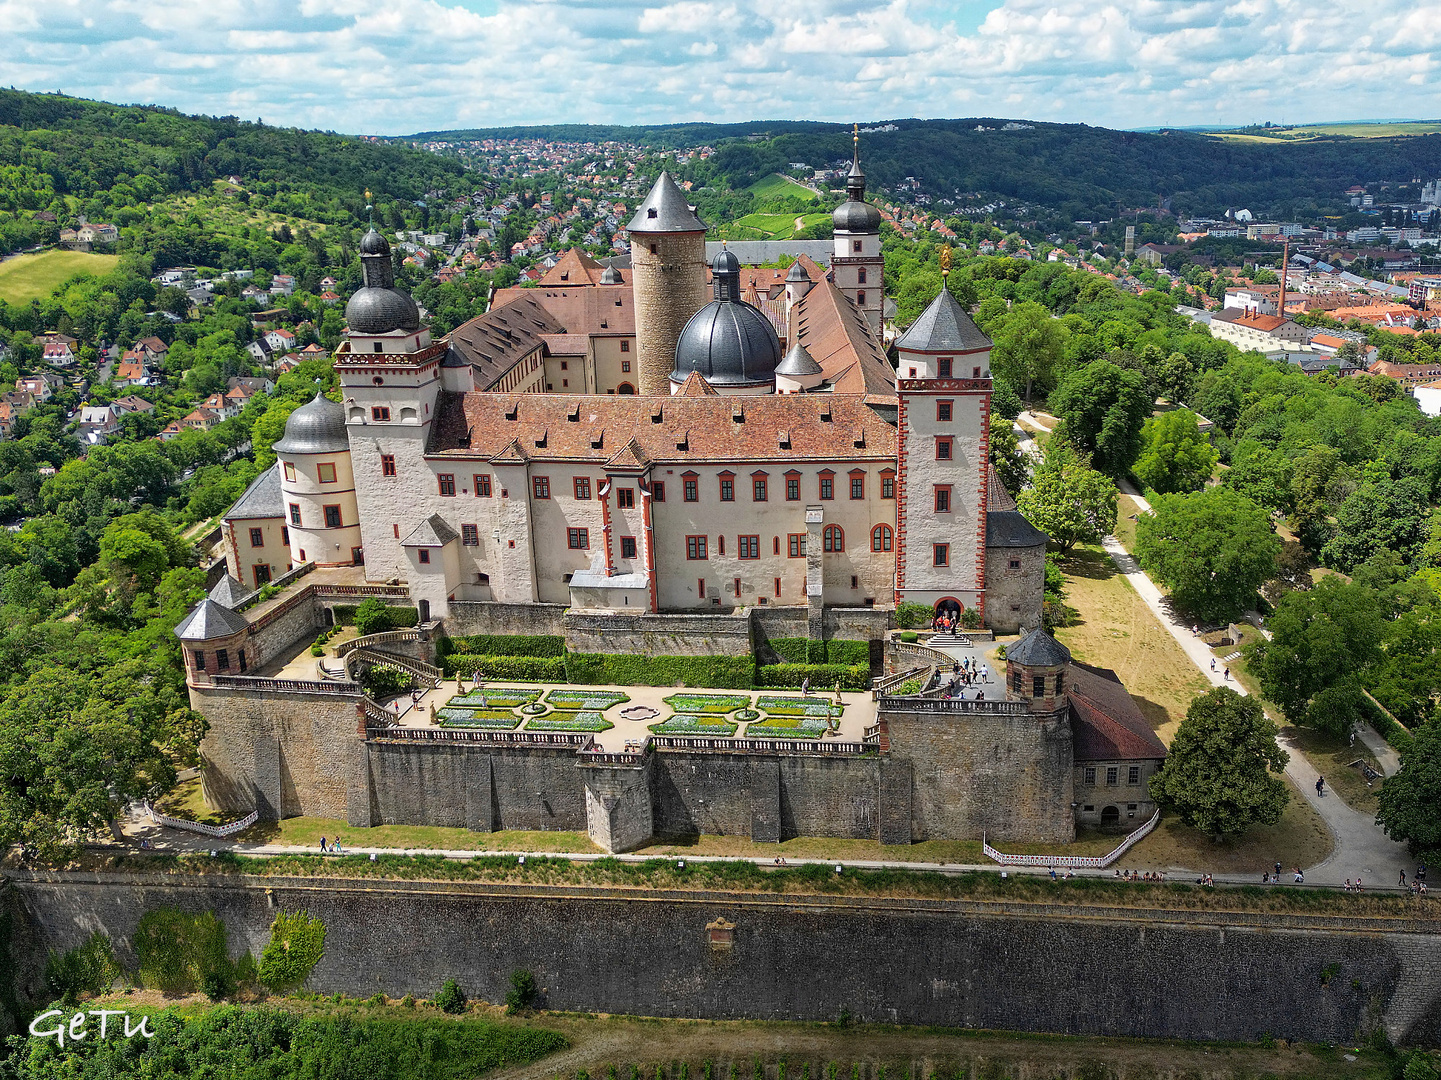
[1210,120,1441,141]
[746,172,818,199]
[0,250,119,304]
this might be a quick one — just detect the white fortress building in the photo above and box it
[215,149,1046,635]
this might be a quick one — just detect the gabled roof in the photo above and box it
[225,463,284,521]
[676,371,719,396]
[174,598,250,642]
[209,575,249,608]
[539,248,604,287]
[895,286,993,353]
[605,437,651,471]
[445,294,566,388]
[790,274,895,400]
[401,513,459,548]
[1068,662,1168,762]
[625,171,705,234]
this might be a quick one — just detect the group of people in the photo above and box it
[941,658,989,700]
[931,612,964,633]
[1115,869,1167,882]
[318,836,345,854]
[1397,865,1429,895]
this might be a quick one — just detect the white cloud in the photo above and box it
[0,0,1434,133]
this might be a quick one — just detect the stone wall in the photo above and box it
[7,873,1438,1046]
[444,601,567,637]
[984,542,1045,634]
[886,702,1075,844]
[750,605,892,645]
[630,229,707,395]
[565,610,753,657]
[245,590,323,672]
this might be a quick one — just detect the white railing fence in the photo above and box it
[983,809,1162,869]
[145,802,259,839]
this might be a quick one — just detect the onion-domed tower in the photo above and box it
[628,172,708,394]
[832,127,885,337]
[345,226,429,355]
[273,392,362,567]
[670,248,782,395]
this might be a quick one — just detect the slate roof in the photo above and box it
[894,286,993,353]
[209,575,249,608]
[1068,662,1169,762]
[174,598,250,642]
[225,463,284,520]
[1006,627,1071,667]
[776,341,823,377]
[445,294,566,387]
[272,393,349,455]
[427,392,897,464]
[985,466,1047,548]
[401,513,460,547]
[626,172,705,234]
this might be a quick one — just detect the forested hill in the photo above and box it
[0,90,473,254]
[407,117,1441,220]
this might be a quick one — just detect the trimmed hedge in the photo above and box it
[754,662,869,691]
[564,652,754,689]
[438,634,565,659]
[766,638,871,666]
[440,654,566,681]
[331,605,358,626]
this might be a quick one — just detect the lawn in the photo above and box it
[746,172,819,200]
[1049,544,1211,745]
[523,711,613,732]
[0,250,119,304]
[545,689,629,710]
[1111,492,1147,552]
[724,212,830,240]
[650,713,737,736]
[437,708,520,728]
[662,693,750,714]
[237,817,603,852]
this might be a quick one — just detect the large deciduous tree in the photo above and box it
[1049,360,1150,477]
[987,300,1068,404]
[1016,447,1118,554]
[1134,487,1280,621]
[1376,723,1441,863]
[1133,408,1218,494]
[1149,687,1289,841]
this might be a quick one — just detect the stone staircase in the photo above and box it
[926,633,973,648]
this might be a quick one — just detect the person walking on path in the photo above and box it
[1223,667,1230,681]
[1316,776,1326,797]
[800,677,809,697]
[1210,659,1216,672]
[1400,870,1408,887]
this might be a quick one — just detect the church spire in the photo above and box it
[847,123,866,201]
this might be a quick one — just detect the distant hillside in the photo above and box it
[408,117,1441,220]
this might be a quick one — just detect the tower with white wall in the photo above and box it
[273,393,363,567]
[831,131,885,338]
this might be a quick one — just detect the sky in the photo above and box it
[0,0,1436,136]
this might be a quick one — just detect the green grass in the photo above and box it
[746,172,818,199]
[448,689,540,709]
[662,693,750,714]
[725,212,830,240]
[745,715,831,738]
[545,689,629,710]
[523,711,612,732]
[756,695,843,718]
[0,250,119,304]
[437,708,520,728]
[649,713,738,736]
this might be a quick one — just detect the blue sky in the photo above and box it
[0,0,1435,135]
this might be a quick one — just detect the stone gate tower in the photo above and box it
[627,172,708,395]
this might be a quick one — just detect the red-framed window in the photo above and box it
[323,504,343,528]
[858,267,867,284]
[617,487,635,509]
[934,544,949,566]
[317,462,337,484]
[936,437,953,461]
[621,360,631,372]
[249,527,264,547]
[717,535,725,555]
[881,471,896,499]
[419,549,431,564]
[533,476,550,499]
[938,357,953,377]
[823,524,844,552]
[288,502,301,526]
[738,535,760,559]
[381,454,396,477]
[774,577,781,598]
[718,472,735,502]
[621,340,630,352]
[283,461,296,481]
[683,473,699,502]
[788,534,806,557]
[620,536,637,559]
[818,470,835,500]
[857,290,866,306]
[652,481,666,502]
[575,477,591,500]
[935,485,952,513]
[785,472,801,501]
[461,524,480,546]
[438,473,456,497]
[752,471,768,501]
[371,406,391,421]
[685,535,707,560]
[773,536,780,554]
[474,474,491,497]
[849,471,865,500]
[872,524,893,552]
[568,528,589,550]
[937,400,953,422]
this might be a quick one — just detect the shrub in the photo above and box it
[257,910,326,993]
[435,978,468,1014]
[361,665,413,699]
[134,908,235,996]
[439,634,564,658]
[45,931,120,1001]
[354,599,421,635]
[897,630,919,643]
[896,601,933,629]
[565,652,754,688]
[766,638,870,666]
[505,968,538,1013]
[441,654,567,680]
[960,607,983,630]
[753,663,868,691]
[332,604,358,626]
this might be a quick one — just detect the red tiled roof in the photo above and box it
[1068,663,1168,762]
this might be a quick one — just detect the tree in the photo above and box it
[1134,487,1280,621]
[988,300,1067,404]
[1321,475,1430,573]
[1250,578,1385,726]
[1133,408,1218,494]
[988,414,1027,496]
[1016,448,1118,554]
[1149,687,1289,841]
[1225,441,1294,514]
[1049,360,1150,477]
[1376,722,1441,862]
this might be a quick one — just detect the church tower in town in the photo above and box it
[627,172,708,394]
[831,128,885,338]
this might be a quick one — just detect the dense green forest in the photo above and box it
[414,117,1441,221]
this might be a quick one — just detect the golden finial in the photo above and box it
[940,244,952,278]
[853,123,860,164]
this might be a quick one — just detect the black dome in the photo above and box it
[346,286,421,335]
[359,228,390,255]
[672,299,781,388]
[272,392,350,455]
[711,247,740,274]
[833,198,883,232]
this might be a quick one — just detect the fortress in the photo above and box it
[174,145,1167,852]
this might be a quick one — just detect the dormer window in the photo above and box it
[648,208,657,219]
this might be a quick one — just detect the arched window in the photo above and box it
[617,382,636,395]
[823,525,844,553]
[871,524,892,552]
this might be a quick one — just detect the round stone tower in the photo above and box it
[626,171,707,395]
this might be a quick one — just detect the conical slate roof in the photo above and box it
[1007,627,1072,667]
[225,462,283,520]
[894,286,992,353]
[776,341,823,377]
[209,574,249,608]
[174,598,250,642]
[626,172,705,234]
[272,393,350,455]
